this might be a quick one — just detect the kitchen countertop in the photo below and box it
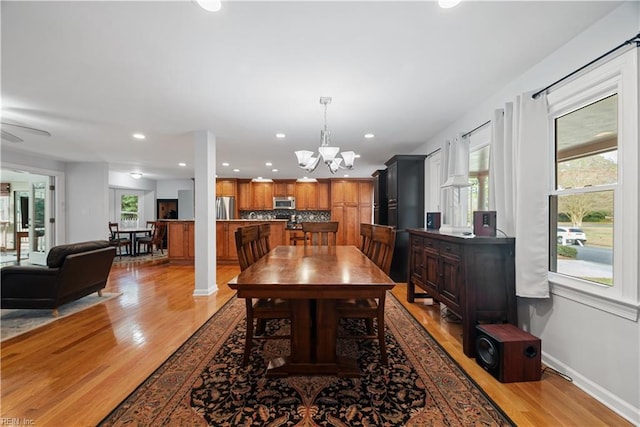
[216,219,289,222]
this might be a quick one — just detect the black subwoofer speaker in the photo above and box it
[475,324,541,383]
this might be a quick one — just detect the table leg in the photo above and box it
[266,298,359,377]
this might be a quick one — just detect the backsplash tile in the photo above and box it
[239,210,331,222]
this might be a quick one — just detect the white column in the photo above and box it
[193,131,217,296]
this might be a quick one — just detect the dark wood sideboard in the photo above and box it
[407,228,517,357]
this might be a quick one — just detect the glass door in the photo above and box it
[10,175,53,265]
[29,180,50,265]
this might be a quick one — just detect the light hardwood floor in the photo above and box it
[0,260,631,426]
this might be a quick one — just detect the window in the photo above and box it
[547,50,638,319]
[550,95,616,286]
[467,126,491,227]
[120,194,139,227]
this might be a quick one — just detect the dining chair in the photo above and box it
[234,225,291,366]
[301,221,339,246]
[137,221,167,255]
[235,225,261,271]
[336,224,396,365]
[108,222,131,259]
[256,223,271,258]
[359,223,373,255]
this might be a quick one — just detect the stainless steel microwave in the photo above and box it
[273,196,295,210]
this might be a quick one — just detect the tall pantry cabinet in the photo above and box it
[385,155,426,282]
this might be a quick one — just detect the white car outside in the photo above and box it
[557,227,587,246]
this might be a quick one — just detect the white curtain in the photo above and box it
[490,92,550,298]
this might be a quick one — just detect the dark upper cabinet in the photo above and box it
[372,169,388,225]
[384,155,426,281]
[385,155,425,230]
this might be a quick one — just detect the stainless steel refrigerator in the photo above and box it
[215,196,235,219]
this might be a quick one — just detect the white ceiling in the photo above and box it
[1,1,621,181]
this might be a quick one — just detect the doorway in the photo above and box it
[156,199,178,249]
[157,199,178,220]
[0,171,54,265]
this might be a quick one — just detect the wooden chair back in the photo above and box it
[235,225,262,271]
[257,223,271,258]
[301,221,338,246]
[151,221,167,248]
[108,222,120,240]
[360,223,373,254]
[108,222,131,258]
[368,225,396,275]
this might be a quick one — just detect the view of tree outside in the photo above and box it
[121,194,139,225]
[557,153,616,227]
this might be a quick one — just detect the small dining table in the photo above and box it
[116,226,152,256]
[228,245,395,377]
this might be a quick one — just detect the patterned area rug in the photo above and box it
[111,250,168,264]
[100,294,514,426]
[1,292,121,342]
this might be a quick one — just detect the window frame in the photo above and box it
[467,126,492,226]
[546,49,638,320]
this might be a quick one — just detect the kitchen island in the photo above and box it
[216,219,287,264]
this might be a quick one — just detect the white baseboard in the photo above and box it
[542,353,639,425]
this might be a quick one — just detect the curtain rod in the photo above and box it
[426,147,441,158]
[532,32,640,100]
[462,120,490,139]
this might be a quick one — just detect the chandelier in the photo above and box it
[295,97,356,174]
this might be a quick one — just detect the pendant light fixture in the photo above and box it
[295,97,356,174]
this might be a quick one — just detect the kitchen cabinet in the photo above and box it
[167,221,195,262]
[251,182,273,210]
[407,228,516,357]
[237,181,275,210]
[330,179,373,246]
[273,180,296,197]
[385,155,426,282]
[215,179,236,197]
[237,180,251,211]
[317,179,331,210]
[295,182,318,210]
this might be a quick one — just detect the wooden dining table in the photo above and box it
[228,245,395,377]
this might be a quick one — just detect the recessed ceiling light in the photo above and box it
[265,162,272,166]
[130,172,143,179]
[343,174,349,177]
[178,162,186,167]
[355,154,361,158]
[364,133,375,139]
[439,0,461,8]
[132,133,145,140]
[275,133,286,139]
[272,169,278,172]
[233,168,240,172]
[222,162,230,167]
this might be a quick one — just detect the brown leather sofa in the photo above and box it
[1,240,116,316]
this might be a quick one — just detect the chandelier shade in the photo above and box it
[294,97,358,174]
[318,146,340,163]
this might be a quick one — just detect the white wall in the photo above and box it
[156,179,194,199]
[66,162,109,242]
[415,3,640,423]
